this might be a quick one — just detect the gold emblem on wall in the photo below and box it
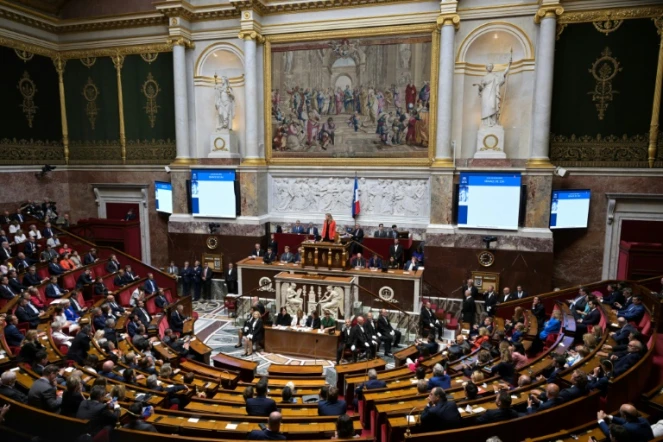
[212,137,227,151]
[592,19,623,36]
[83,77,100,129]
[17,71,38,128]
[206,236,219,250]
[478,251,495,267]
[141,73,161,128]
[80,57,96,68]
[140,53,159,64]
[14,49,34,63]
[588,47,622,120]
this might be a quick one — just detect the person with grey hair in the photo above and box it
[147,373,189,409]
[486,438,503,442]
[461,288,477,327]
[418,387,461,432]
[0,370,28,403]
[354,368,387,408]
[428,363,451,390]
[103,318,118,345]
[416,380,428,394]
[51,321,73,348]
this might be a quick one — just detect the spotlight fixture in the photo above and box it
[35,164,56,179]
[482,236,497,250]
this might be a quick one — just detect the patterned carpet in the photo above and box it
[192,300,396,385]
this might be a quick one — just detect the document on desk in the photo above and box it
[225,423,238,430]
[406,415,417,424]
[473,407,486,413]
[188,418,199,423]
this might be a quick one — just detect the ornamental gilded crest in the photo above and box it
[17,71,38,128]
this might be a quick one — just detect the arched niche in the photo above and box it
[195,42,245,79]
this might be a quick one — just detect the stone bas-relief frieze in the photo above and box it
[271,176,429,218]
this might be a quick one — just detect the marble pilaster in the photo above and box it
[172,43,191,163]
[170,168,188,214]
[522,173,553,228]
[433,15,459,167]
[239,169,268,217]
[429,173,454,225]
[241,35,260,162]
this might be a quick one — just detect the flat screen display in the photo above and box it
[191,169,236,218]
[550,189,591,229]
[457,172,522,230]
[155,181,172,214]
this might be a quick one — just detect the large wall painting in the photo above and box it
[265,25,438,165]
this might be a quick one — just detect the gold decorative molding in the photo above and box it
[241,157,267,166]
[126,139,176,165]
[17,71,38,128]
[534,6,564,25]
[558,6,663,25]
[111,54,127,164]
[142,73,161,129]
[648,17,663,168]
[0,138,65,165]
[525,157,555,169]
[61,43,175,60]
[80,56,96,68]
[82,77,99,129]
[167,36,195,49]
[592,19,623,36]
[588,47,621,121]
[140,52,159,64]
[436,14,460,31]
[68,140,122,165]
[56,15,167,33]
[14,48,34,62]
[52,55,69,164]
[555,23,567,40]
[0,36,54,58]
[238,30,264,43]
[430,158,454,168]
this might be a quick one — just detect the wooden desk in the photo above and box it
[335,358,387,393]
[301,240,351,271]
[188,336,212,365]
[393,345,418,367]
[212,353,257,383]
[264,326,339,360]
[268,364,323,377]
[179,360,239,389]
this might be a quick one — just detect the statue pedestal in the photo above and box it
[474,125,506,159]
[209,130,239,159]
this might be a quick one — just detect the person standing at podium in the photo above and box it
[320,213,336,242]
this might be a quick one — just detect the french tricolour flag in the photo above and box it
[352,176,360,218]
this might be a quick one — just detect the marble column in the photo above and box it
[528,7,563,168]
[242,34,261,163]
[172,42,191,163]
[433,15,459,167]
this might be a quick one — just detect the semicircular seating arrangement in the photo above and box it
[1,208,662,442]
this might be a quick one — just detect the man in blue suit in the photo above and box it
[403,256,419,272]
[291,220,305,234]
[192,260,203,301]
[611,317,636,346]
[45,276,67,298]
[601,283,625,308]
[612,340,645,377]
[4,314,25,347]
[318,386,347,416]
[527,383,562,414]
[0,276,16,300]
[154,289,169,310]
[246,380,278,417]
[23,266,43,287]
[427,363,451,390]
[305,223,319,237]
[598,404,654,441]
[617,295,645,323]
[99,360,124,382]
[47,256,64,276]
[144,273,159,295]
[354,368,387,408]
[180,261,194,297]
[418,387,461,432]
[170,305,186,334]
[576,298,601,335]
[92,308,106,331]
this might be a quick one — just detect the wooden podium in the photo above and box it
[301,240,351,271]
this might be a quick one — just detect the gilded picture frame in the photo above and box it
[264,24,439,166]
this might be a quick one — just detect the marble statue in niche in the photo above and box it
[271,176,429,217]
[318,286,344,319]
[214,75,235,130]
[282,282,304,316]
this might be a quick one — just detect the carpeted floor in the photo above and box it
[192,300,397,385]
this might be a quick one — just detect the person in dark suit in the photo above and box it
[617,295,646,323]
[602,283,625,308]
[134,300,152,327]
[374,223,389,238]
[403,257,419,272]
[192,260,203,301]
[247,411,286,440]
[350,253,366,268]
[375,309,401,356]
[105,255,121,273]
[154,289,169,310]
[45,276,66,298]
[83,248,98,265]
[67,326,91,364]
[419,301,443,338]
[611,317,636,347]
[598,404,654,442]
[367,254,382,269]
[476,390,523,424]
[249,243,264,258]
[23,237,39,258]
[15,297,40,328]
[77,385,121,435]
[268,234,278,255]
[350,316,373,361]
[123,208,137,221]
[180,261,194,296]
[500,287,514,304]
[225,263,238,294]
[41,222,54,239]
[0,370,28,403]
[113,269,127,288]
[123,402,158,433]
[93,276,109,297]
[483,286,498,316]
[514,285,528,300]
[461,289,477,327]
[76,269,93,288]
[347,223,364,255]
[4,314,25,347]
[306,223,319,237]
[8,270,27,293]
[318,386,347,416]
[105,295,124,316]
[612,340,645,377]
[417,387,461,432]
[123,265,139,283]
[140,273,157,296]
[279,246,294,264]
[263,248,277,264]
[417,333,439,355]
[427,363,451,390]
[291,220,305,234]
[242,311,264,356]
[0,241,12,261]
[531,296,546,326]
[568,287,589,320]
[275,307,292,327]
[127,314,140,337]
[201,263,214,301]
[576,299,601,335]
[354,369,387,406]
[170,305,187,334]
[246,380,278,417]
[28,365,62,413]
[47,256,64,276]
[462,279,479,299]
[23,266,43,287]
[0,276,16,300]
[527,383,562,414]
[389,238,403,262]
[558,370,589,402]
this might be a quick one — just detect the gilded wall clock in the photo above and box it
[206,236,219,250]
[478,251,495,267]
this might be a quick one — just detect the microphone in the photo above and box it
[405,405,419,437]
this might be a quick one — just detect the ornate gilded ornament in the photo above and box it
[378,286,395,302]
[140,53,159,64]
[481,134,499,151]
[80,57,96,68]
[588,47,622,120]
[213,137,228,151]
[17,71,38,128]
[82,77,100,129]
[14,49,34,63]
[206,236,219,249]
[141,73,161,128]
[478,251,495,267]
[592,19,623,35]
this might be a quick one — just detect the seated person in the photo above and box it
[306,310,321,329]
[279,246,294,263]
[427,363,451,390]
[246,379,277,417]
[262,247,277,264]
[527,383,562,414]
[367,254,382,269]
[616,295,646,323]
[350,253,366,269]
[476,390,523,424]
[597,404,654,442]
[418,387,461,432]
[318,386,347,416]
[559,369,589,402]
[275,307,292,326]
